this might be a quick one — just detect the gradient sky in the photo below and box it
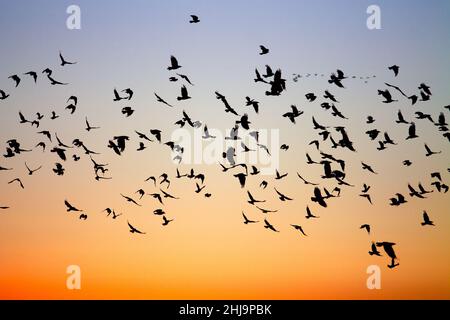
[0,0,449,299]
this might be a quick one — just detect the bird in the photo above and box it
[274,188,293,201]
[167,55,181,70]
[376,242,399,269]
[311,187,327,207]
[305,206,319,219]
[242,212,258,224]
[65,103,76,114]
[120,194,141,206]
[177,73,193,85]
[24,71,37,83]
[362,162,377,174]
[195,183,205,193]
[424,144,441,157]
[275,170,288,180]
[254,68,268,84]
[388,65,399,77]
[259,45,269,55]
[113,88,124,101]
[59,52,77,66]
[396,110,409,124]
[8,178,24,189]
[0,89,9,100]
[255,206,277,214]
[264,219,279,232]
[421,211,434,226]
[127,221,145,234]
[378,89,397,103]
[368,242,382,256]
[360,224,371,235]
[406,122,418,139]
[8,75,21,87]
[245,97,259,114]
[291,224,307,236]
[122,88,133,100]
[216,91,239,116]
[25,162,42,175]
[121,106,135,117]
[64,200,81,212]
[247,191,265,205]
[177,85,191,100]
[162,215,174,226]
[85,117,100,131]
[282,105,303,124]
[233,173,247,188]
[189,15,200,23]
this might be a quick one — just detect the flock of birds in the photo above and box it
[1,14,449,270]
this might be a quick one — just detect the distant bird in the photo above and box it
[64,200,81,212]
[388,65,399,77]
[362,162,377,174]
[24,71,37,83]
[167,55,181,70]
[189,15,200,23]
[255,206,277,214]
[85,117,100,131]
[421,211,434,226]
[242,212,258,224]
[259,45,269,55]
[378,89,397,103]
[366,116,375,124]
[233,173,247,188]
[406,122,418,139]
[162,215,174,226]
[376,242,399,269]
[8,178,24,189]
[396,110,409,124]
[245,96,259,113]
[282,105,303,124]
[177,85,191,100]
[113,88,124,101]
[127,221,145,234]
[360,224,371,235]
[403,160,412,166]
[0,89,9,100]
[305,206,319,219]
[59,52,77,66]
[247,191,265,205]
[291,224,307,236]
[122,88,133,100]
[264,219,279,232]
[121,106,135,117]
[8,75,21,87]
[25,162,42,175]
[369,242,382,256]
[177,73,193,85]
[120,194,141,206]
[311,187,327,207]
[274,188,292,201]
[424,144,441,157]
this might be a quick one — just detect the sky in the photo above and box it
[0,0,449,299]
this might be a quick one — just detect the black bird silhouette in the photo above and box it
[189,15,200,23]
[53,163,65,175]
[127,221,145,234]
[8,74,21,87]
[65,103,76,114]
[263,65,274,78]
[328,69,346,88]
[305,206,319,219]
[376,242,399,269]
[247,191,265,205]
[121,194,141,206]
[291,224,307,236]
[25,162,42,175]
[0,89,10,100]
[50,147,67,161]
[362,162,377,174]
[59,52,77,66]
[24,71,37,83]
[424,144,441,157]
[121,106,134,117]
[406,122,418,139]
[245,97,259,113]
[264,219,279,232]
[242,212,258,224]
[64,200,81,212]
[390,193,407,206]
[369,242,382,256]
[168,55,181,70]
[216,91,239,116]
[177,85,191,101]
[177,73,193,85]
[274,188,292,201]
[259,45,269,55]
[421,211,434,226]
[122,88,133,100]
[113,88,124,101]
[378,89,397,103]
[256,206,277,214]
[85,117,100,131]
[402,160,412,166]
[366,116,375,124]
[254,68,268,84]
[282,105,303,124]
[311,187,327,207]
[8,178,24,189]
[360,224,371,235]
[396,110,409,124]
[162,215,174,226]
[388,65,399,77]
